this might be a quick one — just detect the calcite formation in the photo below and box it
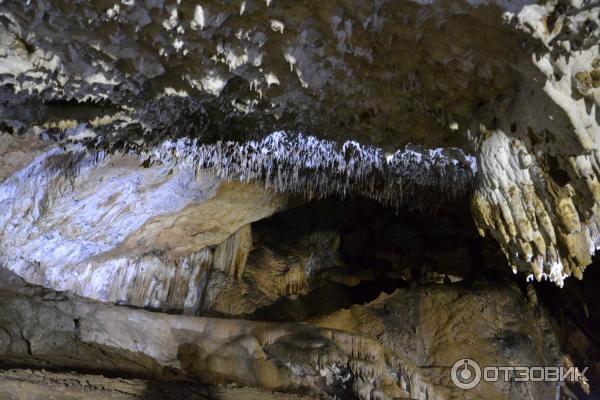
[1,0,599,283]
[0,136,286,312]
[472,0,600,285]
[0,0,529,149]
[1,0,600,399]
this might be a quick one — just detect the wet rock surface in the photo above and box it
[1,0,600,399]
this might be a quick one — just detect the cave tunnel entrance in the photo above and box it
[240,195,509,322]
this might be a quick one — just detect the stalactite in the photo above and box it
[472,1,600,286]
[130,131,476,209]
[212,224,252,280]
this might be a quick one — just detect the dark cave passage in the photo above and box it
[239,195,508,322]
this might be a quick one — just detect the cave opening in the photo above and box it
[233,195,509,322]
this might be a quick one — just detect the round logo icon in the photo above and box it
[451,358,481,389]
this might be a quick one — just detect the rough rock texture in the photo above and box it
[199,198,483,320]
[1,0,600,399]
[315,284,562,400]
[0,142,286,312]
[0,369,316,400]
[1,0,600,284]
[0,132,50,181]
[0,143,476,316]
[202,228,343,317]
[0,0,532,149]
[0,267,563,400]
[472,0,600,285]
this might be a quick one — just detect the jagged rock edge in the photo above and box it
[67,130,477,210]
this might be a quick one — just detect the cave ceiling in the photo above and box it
[0,0,599,399]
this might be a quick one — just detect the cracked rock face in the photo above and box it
[1,0,600,399]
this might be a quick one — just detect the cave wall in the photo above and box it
[1,0,599,284]
[0,267,562,399]
[0,0,599,399]
[472,0,600,285]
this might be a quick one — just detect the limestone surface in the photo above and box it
[1,0,600,398]
[1,0,599,284]
[0,267,562,400]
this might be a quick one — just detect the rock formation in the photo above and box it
[0,267,563,399]
[472,0,600,286]
[1,0,599,399]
